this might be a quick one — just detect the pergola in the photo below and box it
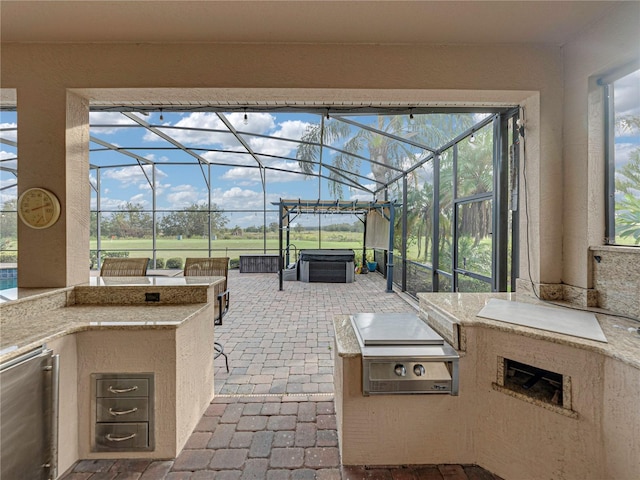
[276,199,396,292]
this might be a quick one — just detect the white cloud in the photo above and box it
[101,165,167,188]
[90,196,135,211]
[210,186,281,211]
[227,112,276,134]
[614,69,640,118]
[247,120,310,157]
[90,112,139,134]
[222,161,309,184]
[0,150,16,160]
[349,189,375,202]
[129,193,150,207]
[142,112,276,147]
[0,123,17,143]
[164,184,208,207]
[201,150,259,166]
[615,142,639,168]
[0,155,17,171]
[0,178,17,192]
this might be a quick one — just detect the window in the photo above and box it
[604,65,640,245]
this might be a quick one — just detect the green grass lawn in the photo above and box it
[90,234,367,265]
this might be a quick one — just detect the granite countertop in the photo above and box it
[333,293,640,370]
[419,292,640,370]
[333,314,362,358]
[0,286,74,304]
[0,303,209,363]
[85,276,221,287]
[0,276,224,364]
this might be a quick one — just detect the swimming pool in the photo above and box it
[0,267,18,290]
[0,278,17,289]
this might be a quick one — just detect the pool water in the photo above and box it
[0,267,18,290]
[0,278,17,289]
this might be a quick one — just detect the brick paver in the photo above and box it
[60,273,500,480]
[210,448,249,469]
[172,449,215,471]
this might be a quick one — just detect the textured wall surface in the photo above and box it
[591,246,640,319]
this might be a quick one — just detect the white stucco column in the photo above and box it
[17,88,89,287]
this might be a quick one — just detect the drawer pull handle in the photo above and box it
[105,432,136,442]
[108,407,138,416]
[108,385,138,394]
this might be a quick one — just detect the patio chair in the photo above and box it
[100,257,149,276]
[183,257,230,372]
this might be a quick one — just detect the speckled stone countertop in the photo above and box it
[333,293,640,370]
[75,276,224,304]
[333,314,362,358]
[0,303,209,362]
[0,276,224,364]
[417,292,640,370]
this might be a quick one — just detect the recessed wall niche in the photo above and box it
[493,356,577,418]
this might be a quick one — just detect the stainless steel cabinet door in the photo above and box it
[1,348,58,480]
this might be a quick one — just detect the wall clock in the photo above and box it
[18,187,61,229]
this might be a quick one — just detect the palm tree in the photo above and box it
[296,113,476,198]
[456,128,493,246]
[405,176,434,263]
[615,113,640,244]
[616,192,640,242]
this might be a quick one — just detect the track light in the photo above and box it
[326,109,330,120]
[159,108,164,121]
[409,109,415,125]
[243,110,249,125]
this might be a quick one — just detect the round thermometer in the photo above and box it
[18,187,61,229]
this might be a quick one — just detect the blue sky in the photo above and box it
[0,110,386,227]
[86,110,385,227]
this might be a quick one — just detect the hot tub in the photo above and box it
[298,249,355,283]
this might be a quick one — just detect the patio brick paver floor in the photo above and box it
[60,271,502,479]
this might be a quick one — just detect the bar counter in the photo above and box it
[0,275,225,470]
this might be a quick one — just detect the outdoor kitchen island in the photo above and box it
[333,293,640,480]
[0,276,225,478]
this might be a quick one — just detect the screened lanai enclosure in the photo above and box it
[0,106,521,296]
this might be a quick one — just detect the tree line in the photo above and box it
[90,202,228,238]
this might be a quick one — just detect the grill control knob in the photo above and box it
[394,364,406,376]
[413,364,426,376]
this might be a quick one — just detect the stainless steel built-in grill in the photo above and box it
[351,313,459,396]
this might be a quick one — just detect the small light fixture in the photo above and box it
[469,133,476,143]
[409,109,415,125]
[326,109,330,120]
[243,109,249,125]
[159,108,164,121]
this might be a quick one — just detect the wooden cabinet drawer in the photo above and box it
[95,422,149,451]
[96,397,149,423]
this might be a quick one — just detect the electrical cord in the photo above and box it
[518,106,639,324]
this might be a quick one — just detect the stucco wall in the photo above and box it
[175,302,216,452]
[76,329,178,459]
[561,1,640,292]
[602,357,640,479]
[336,324,639,479]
